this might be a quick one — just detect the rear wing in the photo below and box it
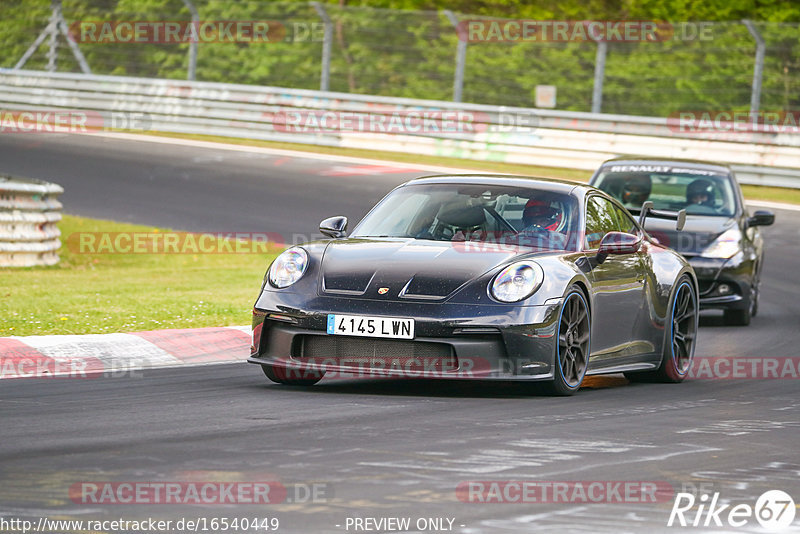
[638,201,686,231]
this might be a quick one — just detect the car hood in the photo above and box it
[644,216,738,255]
[319,238,541,300]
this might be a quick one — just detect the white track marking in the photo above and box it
[90,132,490,174]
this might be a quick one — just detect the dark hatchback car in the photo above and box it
[590,158,774,326]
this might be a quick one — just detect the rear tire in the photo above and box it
[627,276,697,383]
[262,364,324,386]
[544,286,590,396]
[654,276,698,383]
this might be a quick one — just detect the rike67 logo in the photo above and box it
[668,490,796,531]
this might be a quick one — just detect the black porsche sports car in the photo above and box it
[590,158,774,326]
[249,175,698,395]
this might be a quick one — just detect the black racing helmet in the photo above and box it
[620,174,652,206]
[686,179,715,206]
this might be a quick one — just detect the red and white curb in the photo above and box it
[0,326,251,379]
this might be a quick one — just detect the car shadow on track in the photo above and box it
[699,313,726,327]
[249,375,630,399]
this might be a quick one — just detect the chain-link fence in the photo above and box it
[2,0,799,117]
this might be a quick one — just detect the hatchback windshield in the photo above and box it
[593,165,737,217]
[352,183,579,250]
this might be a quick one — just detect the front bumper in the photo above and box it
[688,255,753,311]
[248,290,561,380]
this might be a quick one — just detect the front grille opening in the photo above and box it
[293,335,457,372]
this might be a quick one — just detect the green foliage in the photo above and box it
[1,0,798,115]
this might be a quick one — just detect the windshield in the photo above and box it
[593,165,737,217]
[352,183,579,250]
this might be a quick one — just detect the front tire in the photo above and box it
[545,287,590,396]
[724,279,757,326]
[262,364,324,386]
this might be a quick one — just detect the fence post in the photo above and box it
[311,2,333,92]
[591,39,607,114]
[14,0,91,73]
[56,14,91,73]
[181,0,199,81]
[14,20,55,70]
[743,19,765,115]
[46,0,60,72]
[443,10,466,102]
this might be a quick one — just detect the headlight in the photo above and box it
[268,247,308,288]
[491,261,544,302]
[700,228,741,259]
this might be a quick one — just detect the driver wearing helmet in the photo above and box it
[620,174,652,208]
[522,199,562,232]
[686,179,715,207]
[519,198,568,249]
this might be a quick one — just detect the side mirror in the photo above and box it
[597,231,641,264]
[746,210,775,228]
[320,216,348,238]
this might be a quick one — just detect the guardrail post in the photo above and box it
[181,0,199,81]
[311,2,333,92]
[591,39,607,114]
[443,10,466,102]
[743,19,765,115]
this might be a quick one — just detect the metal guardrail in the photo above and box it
[0,175,63,267]
[1,69,799,188]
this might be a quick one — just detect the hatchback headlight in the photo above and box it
[268,247,308,288]
[700,228,741,259]
[491,262,544,302]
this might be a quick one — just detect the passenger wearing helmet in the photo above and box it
[620,174,652,208]
[686,179,715,207]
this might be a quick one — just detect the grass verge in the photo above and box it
[149,132,800,205]
[1,215,276,336]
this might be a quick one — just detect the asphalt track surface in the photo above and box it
[1,134,799,533]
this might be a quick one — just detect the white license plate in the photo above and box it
[326,314,415,339]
